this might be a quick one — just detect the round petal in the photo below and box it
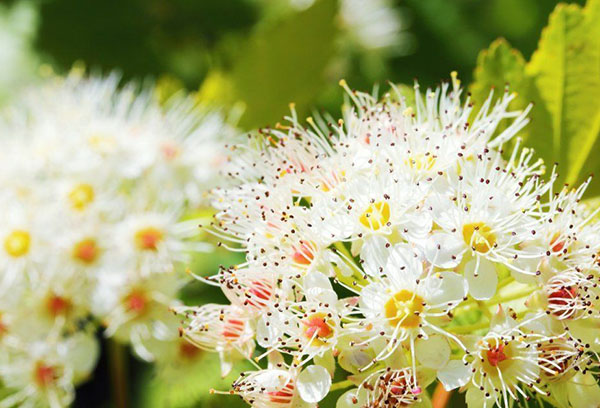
[297,365,332,403]
[415,335,450,369]
[465,258,497,300]
[567,373,600,408]
[419,272,467,306]
[424,232,464,268]
[437,360,471,391]
[304,272,337,304]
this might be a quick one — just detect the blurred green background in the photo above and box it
[2,0,585,129]
[0,0,589,407]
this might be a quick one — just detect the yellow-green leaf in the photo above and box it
[525,0,600,188]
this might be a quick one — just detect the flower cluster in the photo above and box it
[178,75,600,408]
[0,73,232,407]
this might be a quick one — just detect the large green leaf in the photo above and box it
[471,0,600,194]
[526,0,600,188]
[231,0,338,129]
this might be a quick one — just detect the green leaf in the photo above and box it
[525,0,600,189]
[137,352,253,408]
[231,0,338,129]
[471,0,600,195]
[470,38,528,110]
[469,38,532,140]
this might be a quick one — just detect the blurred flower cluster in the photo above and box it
[0,73,233,407]
[177,76,600,408]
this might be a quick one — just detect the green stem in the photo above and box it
[485,285,534,306]
[330,379,354,392]
[108,339,129,408]
[447,319,490,334]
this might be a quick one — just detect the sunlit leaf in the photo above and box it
[526,0,600,190]
[231,0,338,129]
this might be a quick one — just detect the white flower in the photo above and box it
[231,363,331,408]
[345,244,467,371]
[175,303,255,377]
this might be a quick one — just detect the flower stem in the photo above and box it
[330,379,354,392]
[432,383,452,408]
[108,339,129,408]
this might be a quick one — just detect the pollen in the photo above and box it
[462,222,496,253]
[4,229,31,258]
[384,290,424,328]
[360,201,390,231]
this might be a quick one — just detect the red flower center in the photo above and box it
[126,292,148,314]
[486,344,508,367]
[46,295,71,317]
[34,363,57,388]
[73,238,99,264]
[135,227,164,251]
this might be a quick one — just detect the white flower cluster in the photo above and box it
[178,76,600,408]
[0,74,232,407]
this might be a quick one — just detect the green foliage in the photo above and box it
[471,0,600,195]
[137,352,252,408]
[203,0,339,130]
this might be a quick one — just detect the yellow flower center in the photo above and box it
[384,290,424,328]
[68,183,95,211]
[4,230,31,257]
[360,201,390,231]
[462,222,496,253]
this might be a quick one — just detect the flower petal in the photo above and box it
[419,272,467,306]
[297,365,332,403]
[423,232,464,268]
[465,258,497,300]
[437,360,471,391]
[415,335,450,369]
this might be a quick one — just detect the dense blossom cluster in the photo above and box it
[178,76,600,408]
[0,74,232,407]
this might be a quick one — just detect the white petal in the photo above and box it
[419,272,467,306]
[385,243,423,281]
[567,372,600,408]
[297,365,332,403]
[415,335,450,369]
[437,360,471,391]
[361,235,391,277]
[465,258,497,300]
[304,271,337,304]
[256,316,281,348]
[424,232,464,268]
